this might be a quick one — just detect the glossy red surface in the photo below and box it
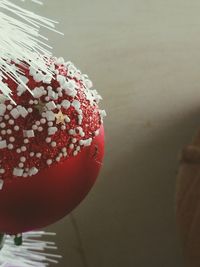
[0,126,104,234]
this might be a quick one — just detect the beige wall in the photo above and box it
[26,0,200,266]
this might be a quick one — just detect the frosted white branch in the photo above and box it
[0,231,61,267]
[0,0,62,102]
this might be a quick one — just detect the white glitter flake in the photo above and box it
[0,104,6,116]
[44,111,55,121]
[23,130,35,138]
[48,127,57,135]
[0,140,7,149]
[13,168,23,177]
[10,108,20,119]
[46,101,56,110]
[61,99,70,109]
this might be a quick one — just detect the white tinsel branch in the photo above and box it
[0,0,62,103]
[0,231,61,267]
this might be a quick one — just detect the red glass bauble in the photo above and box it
[0,58,105,234]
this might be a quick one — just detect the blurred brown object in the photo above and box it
[176,130,200,267]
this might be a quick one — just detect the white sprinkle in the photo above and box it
[13,168,23,177]
[34,72,43,83]
[56,157,60,162]
[48,121,53,127]
[8,119,14,125]
[47,159,53,165]
[95,129,100,136]
[1,130,6,135]
[43,75,52,84]
[35,121,40,126]
[46,137,51,143]
[30,152,34,157]
[18,162,24,168]
[51,141,56,147]
[0,140,7,149]
[76,146,81,151]
[32,86,46,98]
[48,90,56,99]
[40,118,46,124]
[7,129,12,134]
[38,126,43,132]
[29,167,38,176]
[9,136,15,142]
[29,100,34,105]
[14,125,19,131]
[19,75,29,85]
[48,127,57,135]
[17,84,26,96]
[69,143,74,149]
[23,173,28,178]
[61,125,66,130]
[20,157,26,162]
[72,99,81,110]
[57,75,66,86]
[73,151,78,156]
[0,122,5,128]
[36,153,41,158]
[68,129,75,135]
[4,114,9,120]
[61,100,70,109]
[7,104,13,111]
[72,138,77,143]
[46,101,56,110]
[79,138,93,147]
[100,110,107,118]
[32,125,38,130]
[85,79,93,89]
[28,108,33,113]
[56,57,65,65]
[78,115,83,125]
[62,147,67,153]
[21,146,27,152]
[0,169,3,178]
[0,104,6,116]
[57,87,62,93]
[64,88,77,97]
[16,148,21,153]
[45,96,50,102]
[24,139,29,144]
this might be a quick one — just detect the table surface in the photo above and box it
[23,0,200,266]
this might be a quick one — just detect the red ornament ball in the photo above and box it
[0,57,105,234]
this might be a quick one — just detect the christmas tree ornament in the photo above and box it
[0,0,106,266]
[0,57,105,234]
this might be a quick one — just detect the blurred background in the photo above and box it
[26,0,200,266]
